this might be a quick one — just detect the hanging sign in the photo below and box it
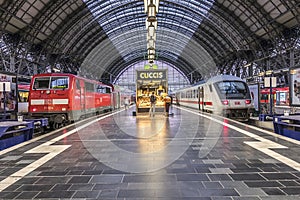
[0,82,11,92]
[264,77,276,87]
[137,70,167,80]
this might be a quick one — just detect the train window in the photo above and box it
[215,81,250,99]
[50,77,69,89]
[33,77,50,89]
[181,92,184,98]
[106,87,111,94]
[97,85,104,93]
[85,82,94,92]
[97,85,111,93]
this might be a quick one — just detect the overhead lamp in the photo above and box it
[148,47,155,56]
[265,70,273,75]
[146,19,157,30]
[148,54,155,60]
[147,39,155,48]
[147,3,156,22]
[147,33,156,42]
[148,24,155,38]
[147,42,155,50]
[153,0,160,12]
[144,0,149,13]
[144,0,159,13]
[290,69,296,75]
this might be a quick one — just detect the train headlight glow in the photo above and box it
[62,108,66,111]
[33,108,37,112]
[221,100,229,105]
[245,100,251,104]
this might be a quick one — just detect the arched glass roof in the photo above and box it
[0,0,299,82]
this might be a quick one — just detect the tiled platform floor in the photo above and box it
[0,106,299,199]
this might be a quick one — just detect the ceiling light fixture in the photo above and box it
[144,0,159,65]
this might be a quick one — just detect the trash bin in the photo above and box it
[17,113,23,122]
[132,111,136,116]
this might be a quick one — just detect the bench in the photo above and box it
[259,114,273,121]
[273,115,300,140]
[0,121,34,150]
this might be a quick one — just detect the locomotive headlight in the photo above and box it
[46,90,50,94]
[245,99,251,104]
[62,108,66,111]
[33,108,37,112]
[221,100,229,105]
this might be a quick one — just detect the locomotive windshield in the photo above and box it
[215,81,250,99]
[33,76,69,89]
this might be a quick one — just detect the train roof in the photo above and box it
[174,75,246,93]
[32,73,111,86]
[33,73,77,77]
[206,75,245,84]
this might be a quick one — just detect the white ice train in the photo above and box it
[175,75,253,121]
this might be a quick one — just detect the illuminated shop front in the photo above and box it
[136,69,168,113]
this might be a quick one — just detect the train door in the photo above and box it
[112,92,117,109]
[79,80,86,113]
[113,91,120,109]
[199,86,204,111]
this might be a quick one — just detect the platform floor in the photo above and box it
[0,105,300,199]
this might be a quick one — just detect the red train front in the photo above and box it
[28,73,112,129]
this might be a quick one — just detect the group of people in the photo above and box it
[149,92,172,117]
[124,92,173,117]
[0,92,16,111]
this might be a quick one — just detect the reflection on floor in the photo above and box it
[0,106,299,199]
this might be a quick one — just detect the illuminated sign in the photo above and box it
[144,64,158,70]
[137,70,167,80]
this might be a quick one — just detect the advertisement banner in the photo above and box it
[248,84,259,111]
[290,68,300,105]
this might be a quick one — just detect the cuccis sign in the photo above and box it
[137,70,166,80]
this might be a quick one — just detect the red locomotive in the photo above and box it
[28,73,114,129]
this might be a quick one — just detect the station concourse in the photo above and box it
[1,0,300,199]
[0,106,299,199]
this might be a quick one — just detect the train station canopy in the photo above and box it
[0,0,299,83]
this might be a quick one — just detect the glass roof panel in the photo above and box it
[83,0,215,61]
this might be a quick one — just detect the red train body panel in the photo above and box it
[260,87,289,104]
[28,73,113,129]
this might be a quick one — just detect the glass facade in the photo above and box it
[114,60,190,93]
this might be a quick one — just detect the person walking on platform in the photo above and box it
[149,92,156,117]
[124,97,129,110]
[164,95,172,116]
